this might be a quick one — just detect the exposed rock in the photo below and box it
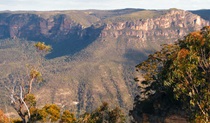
[0,9,208,44]
[101,9,209,42]
[0,13,83,41]
[0,9,209,121]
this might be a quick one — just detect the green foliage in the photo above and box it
[29,106,40,122]
[60,110,76,123]
[34,42,52,52]
[109,107,125,123]
[38,104,61,122]
[134,26,210,122]
[78,102,125,123]
[29,102,125,123]
[29,68,42,79]
[24,94,36,107]
[11,119,22,123]
[103,10,166,23]
[30,104,61,122]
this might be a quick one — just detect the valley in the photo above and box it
[0,8,209,119]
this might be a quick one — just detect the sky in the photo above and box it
[0,0,209,11]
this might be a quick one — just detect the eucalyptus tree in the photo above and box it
[5,42,51,123]
[133,26,210,122]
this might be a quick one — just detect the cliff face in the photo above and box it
[0,9,209,49]
[0,10,209,43]
[101,9,209,45]
[0,13,83,41]
[0,9,209,120]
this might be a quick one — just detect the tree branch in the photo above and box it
[19,86,30,119]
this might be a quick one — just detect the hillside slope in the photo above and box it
[0,9,209,116]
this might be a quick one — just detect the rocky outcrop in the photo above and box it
[0,13,83,41]
[0,9,209,121]
[0,9,209,46]
[100,9,209,46]
[0,12,105,58]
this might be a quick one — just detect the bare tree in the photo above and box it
[4,42,51,123]
[5,67,41,123]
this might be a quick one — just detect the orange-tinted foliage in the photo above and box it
[178,48,189,59]
[0,109,9,123]
[188,31,205,46]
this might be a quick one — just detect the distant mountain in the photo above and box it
[190,9,210,21]
[0,9,209,117]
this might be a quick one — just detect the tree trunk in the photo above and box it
[28,78,34,94]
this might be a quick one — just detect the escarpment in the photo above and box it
[100,9,209,48]
[0,9,209,119]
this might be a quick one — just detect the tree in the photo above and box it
[37,104,61,122]
[78,102,125,123]
[131,26,210,122]
[60,110,76,123]
[34,42,52,52]
[5,42,51,123]
[3,41,127,123]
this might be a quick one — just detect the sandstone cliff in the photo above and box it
[0,9,209,120]
[0,9,209,51]
[101,9,209,46]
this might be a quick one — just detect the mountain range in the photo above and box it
[0,8,209,117]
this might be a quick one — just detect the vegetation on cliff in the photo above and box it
[0,9,210,116]
[0,9,210,123]
[131,26,210,122]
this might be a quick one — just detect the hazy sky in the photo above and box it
[0,0,209,11]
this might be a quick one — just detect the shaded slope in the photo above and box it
[0,9,209,117]
[190,9,210,21]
